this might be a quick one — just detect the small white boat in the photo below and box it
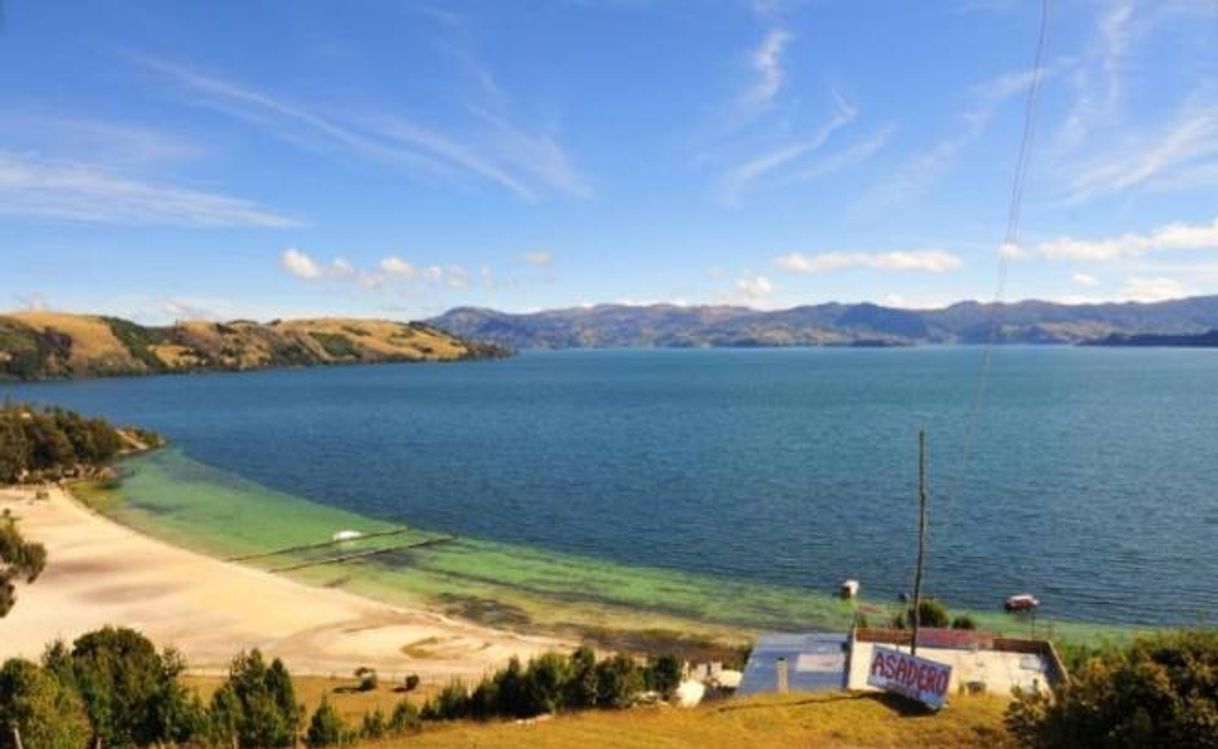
[840,579,860,599]
[1004,593,1040,612]
[332,529,363,542]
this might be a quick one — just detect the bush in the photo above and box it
[645,653,683,697]
[1006,630,1218,748]
[360,707,387,739]
[595,654,643,709]
[951,615,977,630]
[306,699,349,747]
[403,673,420,692]
[0,658,90,749]
[892,599,951,630]
[389,699,421,733]
[422,681,471,721]
[354,666,378,692]
[209,650,302,748]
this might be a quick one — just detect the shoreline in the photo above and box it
[0,483,569,679]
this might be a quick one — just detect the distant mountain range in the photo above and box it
[428,295,1218,349]
[0,312,507,381]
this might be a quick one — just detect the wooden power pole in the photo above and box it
[911,429,929,657]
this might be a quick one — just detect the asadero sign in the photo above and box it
[866,646,952,710]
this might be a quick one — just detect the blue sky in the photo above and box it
[3,0,1217,322]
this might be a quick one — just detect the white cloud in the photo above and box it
[481,265,495,290]
[998,242,1026,260]
[1122,276,1188,302]
[1040,216,1218,261]
[0,150,298,227]
[742,29,792,111]
[736,273,774,299]
[379,255,419,278]
[1072,272,1100,287]
[520,251,553,266]
[775,249,963,274]
[280,249,323,279]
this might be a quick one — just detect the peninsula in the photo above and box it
[0,312,509,381]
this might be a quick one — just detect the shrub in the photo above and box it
[421,681,470,721]
[209,650,302,748]
[354,666,378,692]
[892,599,951,629]
[306,699,349,747]
[403,673,420,692]
[563,647,598,709]
[595,654,643,709]
[951,615,977,630]
[1006,630,1218,748]
[645,653,683,697]
[389,700,421,733]
[360,707,388,739]
[0,509,46,617]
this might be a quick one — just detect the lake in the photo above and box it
[4,346,1217,628]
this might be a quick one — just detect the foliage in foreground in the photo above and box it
[0,509,46,618]
[419,647,682,723]
[1006,629,1218,748]
[0,627,417,748]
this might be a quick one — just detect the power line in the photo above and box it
[935,0,1053,586]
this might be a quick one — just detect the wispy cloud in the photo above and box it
[856,66,1046,210]
[280,249,488,297]
[721,89,857,201]
[133,55,587,201]
[1121,276,1189,302]
[280,249,356,279]
[0,150,298,227]
[775,249,963,274]
[1063,104,1218,201]
[1040,215,1218,261]
[1072,272,1100,287]
[786,124,897,182]
[741,29,793,113]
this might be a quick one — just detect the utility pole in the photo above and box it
[911,429,928,657]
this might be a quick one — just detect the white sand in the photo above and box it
[0,486,568,678]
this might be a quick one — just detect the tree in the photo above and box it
[388,700,420,733]
[60,626,202,747]
[208,650,302,748]
[359,707,387,740]
[1006,630,1218,748]
[595,654,643,709]
[0,510,46,618]
[305,699,349,747]
[522,653,570,716]
[563,646,598,710]
[0,658,90,749]
[645,654,683,697]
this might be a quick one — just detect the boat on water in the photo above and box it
[1005,593,1041,612]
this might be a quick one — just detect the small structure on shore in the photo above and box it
[739,628,1068,700]
[840,579,860,599]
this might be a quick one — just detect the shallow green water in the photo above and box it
[91,448,1131,645]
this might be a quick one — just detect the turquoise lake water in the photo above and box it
[4,346,1217,627]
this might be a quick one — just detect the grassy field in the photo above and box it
[364,692,1013,749]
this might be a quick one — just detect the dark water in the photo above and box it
[5,347,1217,627]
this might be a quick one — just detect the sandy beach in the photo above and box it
[0,485,568,678]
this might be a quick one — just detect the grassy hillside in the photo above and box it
[366,692,1012,749]
[0,312,508,380]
